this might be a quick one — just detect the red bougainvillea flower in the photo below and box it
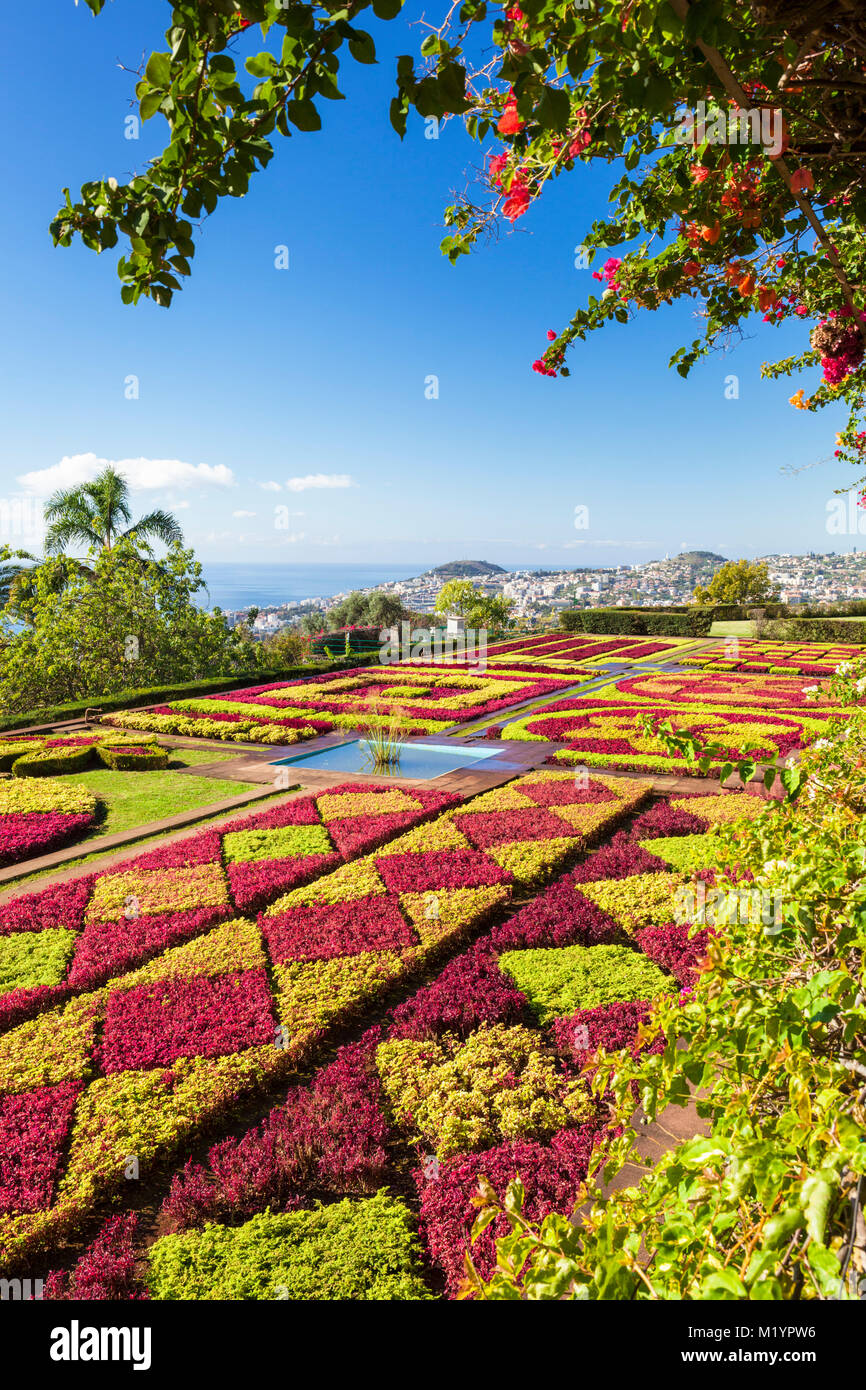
[569,130,591,156]
[546,329,556,341]
[503,172,531,221]
[683,259,700,277]
[532,359,555,377]
[497,96,524,136]
[690,164,711,183]
[506,5,525,19]
[488,152,508,187]
[790,168,815,195]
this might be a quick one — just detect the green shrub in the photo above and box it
[0,655,379,735]
[376,1024,592,1159]
[0,928,78,992]
[638,833,719,873]
[11,746,94,777]
[147,1192,434,1300]
[95,744,169,771]
[0,741,41,772]
[767,617,866,644]
[559,608,713,637]
[499,945,672,1024]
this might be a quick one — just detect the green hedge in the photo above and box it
[0,740,41,772]
[0,654,378,735]
[11,746,95,778]
[559,608,714,637]
[767,617,866,644]
[95,744,170,771]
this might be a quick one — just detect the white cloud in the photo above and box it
[232,509,257,518]
[286,473,354,493]
[259,480,282,493]
[18,453,234,496]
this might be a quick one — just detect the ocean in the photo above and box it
[198,562,424,612]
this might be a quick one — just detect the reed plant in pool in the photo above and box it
[359,705,412,771]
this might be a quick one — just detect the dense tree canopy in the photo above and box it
[57,1,866,487]
[0,539,261,711]
[435,578,514,628]
[693,556,781,604]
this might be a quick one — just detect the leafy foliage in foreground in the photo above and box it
[465,661,866,1299]
[57,2,866,479]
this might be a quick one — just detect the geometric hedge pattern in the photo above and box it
[498,698,839,774]
[77,785,766,1300]
[0,782,459,1030]
[0,769,651,1271]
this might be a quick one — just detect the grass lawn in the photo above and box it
[61,747,262,840]
[709,620,755,637]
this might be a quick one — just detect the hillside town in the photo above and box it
[230,548,866,634]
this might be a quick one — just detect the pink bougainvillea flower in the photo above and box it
[568,130,591,156]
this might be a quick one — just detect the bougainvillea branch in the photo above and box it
[54,2,866,481]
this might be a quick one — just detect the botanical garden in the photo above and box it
[2,0,866,1328]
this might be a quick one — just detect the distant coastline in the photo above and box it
[198,562,422,612]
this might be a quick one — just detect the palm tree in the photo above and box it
[0,547,36,608]
[43,465,183,557]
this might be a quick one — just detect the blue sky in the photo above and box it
[0,0,859,570]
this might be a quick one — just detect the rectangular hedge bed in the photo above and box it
[680,639,861,677]
[101,665,580,743]
[34,789,775,1301]
[438,632,690,675]
[0,769,651,1270]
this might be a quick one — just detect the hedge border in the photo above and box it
[558,609,714,638]
[0,654,379,735]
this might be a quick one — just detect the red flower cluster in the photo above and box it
[263,897,415,964]
[375,848,512,893]
[0,1081,82,1214]
[417,1126,606,1296]
[390,942,529,1040]
[44,1215,147,1301]
[0,811,96,869]
[99,969,276,1073]
[159,1037,390,1232]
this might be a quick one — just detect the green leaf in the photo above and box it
[390,93,409,138]
[535,85,570,132]
[348,32,377,65]
[139,90,164,121]
[372,0,404,17]
[144,52,172,90]
[245,52,279,79]
[286,99,321,132]
[801,1175,834,1244]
